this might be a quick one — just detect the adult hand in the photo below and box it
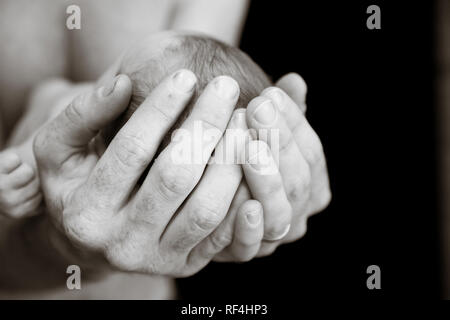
[34,70,255,277]
[212,73,331,261]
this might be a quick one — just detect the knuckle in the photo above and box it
[157,164,195,199]
[261,179,284,196]
[236,231,259,248]
[134,198,158,226]
[190,202,223,232]
[302,140,325,166]
[149,102,173,125]
[105,237,148,272]
[168,233,195,254]
[106,246,140,272]
[209,232,233,252]
[64,94,97,135]
[65,95,86,126]
[279,132,296,154]
[288,173,311,203]
[199,117,223,134]
[113,133,151,169]
[63,208,107,250]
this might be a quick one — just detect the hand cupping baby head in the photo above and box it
[102,30,272,147]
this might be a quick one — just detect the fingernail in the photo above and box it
[267,89,285,111]
[247,143,276,173]
[252,100,277,125]
[173,69,196,92]
[246,210,261,227]
[264,224,291,241]
[213,76,239,99]
[99,75,121,97]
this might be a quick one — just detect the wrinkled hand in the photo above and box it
[212,73,331,261]
[34,70,258,277]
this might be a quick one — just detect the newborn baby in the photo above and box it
[0,30,271,218]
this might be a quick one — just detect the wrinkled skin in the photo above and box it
[33,70,331,277]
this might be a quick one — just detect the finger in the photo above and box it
[283,215,308,243]
[190,198,263,267]
[185,189,246,268]
[256,241,279,258]
[275,73,307,113]
[228,200,264,262]
[34,74,132,171]
[261,87,331,214]
[87,69,197,208]
[0,151,21,174]
[243,140,292,241]
[170,109,249,262]
[8,163,36,189]
[0,176,39,209]
[150,76,239,247]
[247,96,311,244]
[8,193,43,218]
[212,181,251,262]
[246,97,311,208]
[9,178,40,204]
[257,209,307,257]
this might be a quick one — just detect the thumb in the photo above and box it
[34,74,132,170]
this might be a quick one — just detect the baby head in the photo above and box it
[103,30,272,147]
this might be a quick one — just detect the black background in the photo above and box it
[178,0,439,299]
